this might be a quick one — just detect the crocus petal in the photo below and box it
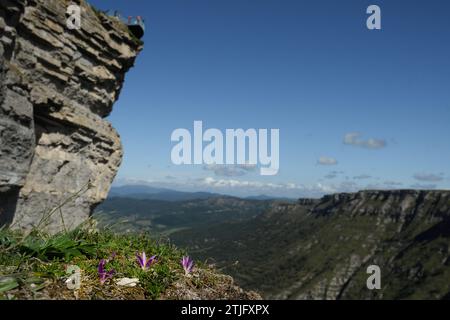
[181,256,194,274]
[146,255,157,268]
[98,258,116,283]
[136,253,144,267]
[98,259,106,274]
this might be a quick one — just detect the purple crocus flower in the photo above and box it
[136,252,157,270]
[181,256,194,275]
[98,259,115,284]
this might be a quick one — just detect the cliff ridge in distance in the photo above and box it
[170,189,450,299]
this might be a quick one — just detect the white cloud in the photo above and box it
[413,173,444,182]
[343,132,386,149]
[114,172,373,198]
[317,156,338,166]
[324,170,344,180]
[118,174,445,199]
[203,164,257,177]
[200,177,297,190]
[196,177,345,198]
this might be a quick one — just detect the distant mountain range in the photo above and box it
[109,185,295,202]
[98,186,450,299]
[94,193,274,235]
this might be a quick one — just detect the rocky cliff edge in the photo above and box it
[0,0,142,232]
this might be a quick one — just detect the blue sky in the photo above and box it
[88,0,450,198]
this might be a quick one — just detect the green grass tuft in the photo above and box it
[0,223,186,300]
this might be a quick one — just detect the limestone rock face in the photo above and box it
[0,0,142,232]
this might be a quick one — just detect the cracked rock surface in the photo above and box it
[0,0,142,233]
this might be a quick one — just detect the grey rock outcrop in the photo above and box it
[0,0,142,232]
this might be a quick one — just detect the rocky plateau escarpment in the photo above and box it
[0,0,142,232]
[172,190,450,299]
